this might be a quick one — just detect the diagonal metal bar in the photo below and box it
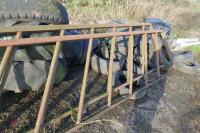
[0,32,21,81]
[67,76,165,133]
[0,32,21,97]
[107,27,116,107]
[34,29,65,133]
[76,28,95,124]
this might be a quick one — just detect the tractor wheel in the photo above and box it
[0,0,69,24]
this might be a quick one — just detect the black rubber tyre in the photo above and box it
[175,62,200,76]
[148,34,172,67]
[173,50,194,64]
[144,17,173,47]
[0,0,69,24]
[124,57,143,75]
[112,71,129,95]
[106,19,141,56]
[107,33,140,56]
[90,50,125,75]
[112,70,147,97]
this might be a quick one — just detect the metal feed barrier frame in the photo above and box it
[0,23,171,132]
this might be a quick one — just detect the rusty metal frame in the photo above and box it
[0,23,164,132]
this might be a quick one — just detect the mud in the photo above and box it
[0,54,200,133]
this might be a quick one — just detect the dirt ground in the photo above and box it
[0,54,200,133]
[77,70,200,133]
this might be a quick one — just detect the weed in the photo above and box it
[62,0,200,38]
[186,45,200,53]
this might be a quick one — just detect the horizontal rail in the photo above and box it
[0,23,151,33]
[0,30,162,47]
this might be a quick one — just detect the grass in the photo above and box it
[61,0,200,38]
[186,45,200,53]
[189,2,200,13]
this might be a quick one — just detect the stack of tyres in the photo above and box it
[0,0,70,94]
[0,0,98,94]
[89,19,173,96]
[145,18,200,76]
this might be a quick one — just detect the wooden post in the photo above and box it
[34,29,65,133]
[76,28,94,124]
[107,27,116,107]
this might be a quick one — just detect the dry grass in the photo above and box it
[62,0,199,38]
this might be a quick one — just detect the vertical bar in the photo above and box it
[0,32,21,97]
[34,29,65,133]
[142,25,145,31]
[126,26,132,82]
[76,28,94,124]
[149,24,153,30]
[129,34,134,95]
[0,32,21,81]
[142,33,148,85]
[141,34,145,75]
[107,27,116,107]
[152,33,160,77]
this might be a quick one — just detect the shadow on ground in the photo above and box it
[1,63,200,133]
[126,69,200,133]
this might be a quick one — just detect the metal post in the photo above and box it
[142,33,148,85]
[107,27,116,107]
[126,26,132,82]
[76,28,94,124]
[152,33,160,77]
[0,32,21,97]
[129,33,134,95]
[142,25,145,31]
[141,35,145,75]
[34,29,65,133]
[0,32,21,81]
